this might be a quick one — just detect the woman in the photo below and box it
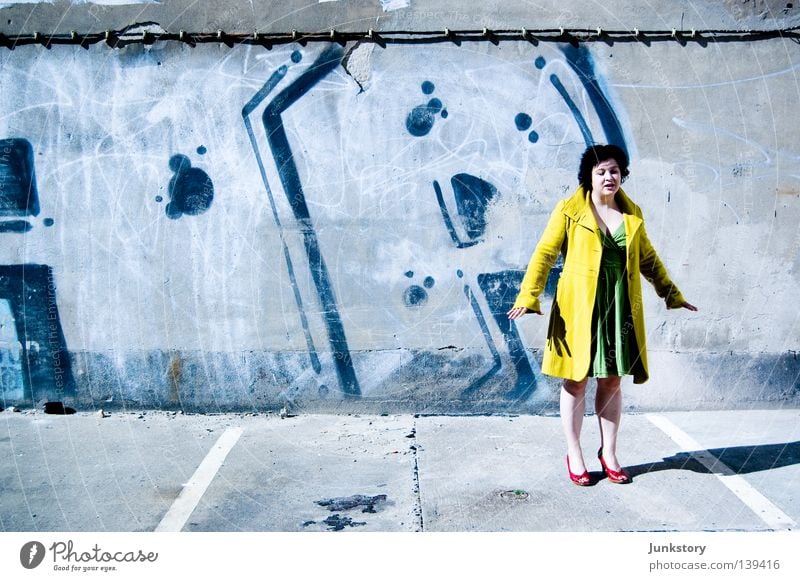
[507,145,697,486]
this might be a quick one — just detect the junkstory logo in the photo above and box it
[21,540,158,572]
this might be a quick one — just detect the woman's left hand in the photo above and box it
[681,301,698,311]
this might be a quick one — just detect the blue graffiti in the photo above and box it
[0,221,33,233]
[433,173,497,248]
[241,64,325,376]
[514,113,539,144]
[406,82,447,137]
[459,283,502,399]
[560,45,629,156]
[476,271,534,400]
[452,174,496,240]
[239,44,628,405]
[515,113,532,131]
[253,46,360,398]
[165,154,214,219]
[403,275,435,308]
[404,285,428,307]
[539,46,628,151]
[0,264,75,401]
[550,74,595,147]
[0,138,38,233]
[466,264,563,402]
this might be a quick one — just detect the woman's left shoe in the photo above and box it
[597,448,630,484]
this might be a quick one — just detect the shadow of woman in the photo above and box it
[623,441,800,480]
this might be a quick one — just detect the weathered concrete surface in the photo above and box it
[415,413,799,531]
[0,10,799,412]
[1,407,798,531]
[0,1,798,35]
[0,408,221,531]
[185,414,418,531]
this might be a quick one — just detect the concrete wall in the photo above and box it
[1,1,799,413]
[1,1,798,34]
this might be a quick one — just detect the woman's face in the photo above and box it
[590,158,621,197]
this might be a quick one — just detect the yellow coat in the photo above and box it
[512,186,685,384]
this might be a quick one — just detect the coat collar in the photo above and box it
[562,185,643,237]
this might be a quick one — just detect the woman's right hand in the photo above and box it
[507,306,542,320]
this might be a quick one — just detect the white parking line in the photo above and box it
[155,427,243,532]
[646,414,795,530]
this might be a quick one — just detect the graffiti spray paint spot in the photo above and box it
[165,154,215,220]
[515,113,532,131]
[423,276,435,289]
[169,154,191,173]
[406,83,447,137]
[450,173,497,240]
[0,138,39,218]
[404,285,428,307]
[515,114,538,144]
[43,218,54,227]
[427,98,443,113]
[291,50,303,64]
[0,265,75,400]
[535,56,546,69]
[196,145,207,155]
[406,105,437,136]
[0,221,32,233]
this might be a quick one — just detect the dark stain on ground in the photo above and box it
[316,494,387,513]
[44,402,76,415]
[303,514,368,531]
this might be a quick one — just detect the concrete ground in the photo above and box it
[0,407,798,533]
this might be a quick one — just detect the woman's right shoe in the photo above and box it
[566,454,591,486]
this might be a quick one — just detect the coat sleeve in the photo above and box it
[512,200,567,313]
[638,224,686,309]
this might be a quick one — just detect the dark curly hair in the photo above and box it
[578,144,630,193]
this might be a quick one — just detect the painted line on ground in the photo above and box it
[646,414,795,530]
[155,426,244,532]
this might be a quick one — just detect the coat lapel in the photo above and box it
[562,186,598,232]
[616,188,642,239]
[562,186,643,236]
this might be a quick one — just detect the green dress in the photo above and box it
[589,223,638,378]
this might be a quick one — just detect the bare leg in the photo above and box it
[561,378,589,474]
[595,376,623,471]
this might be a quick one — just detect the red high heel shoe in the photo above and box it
[597,448,630,484]
[566,454,591,486]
